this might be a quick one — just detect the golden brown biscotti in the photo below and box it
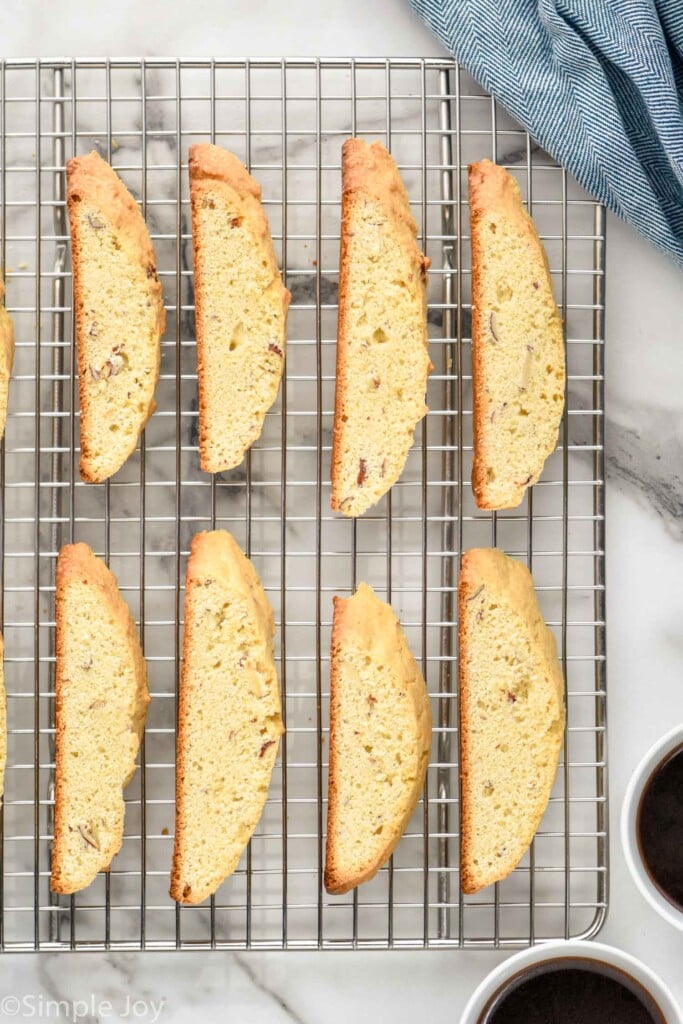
[325,583,432,895]
[459,548,565,895]
[67,150,165,483]
[51,543,149,895]
[331,139,432,517]
[171,529,284,904]
[0,273,15,443]
[469,160,565,510]
[189,144,290,474]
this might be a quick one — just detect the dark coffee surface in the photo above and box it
[638,745,683,910]
[483,963,663,1024]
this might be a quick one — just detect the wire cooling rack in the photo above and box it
[0,58,606,951]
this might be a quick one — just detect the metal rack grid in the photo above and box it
[0,57,606,951]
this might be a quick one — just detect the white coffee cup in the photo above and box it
[622,723,683,932]
[461,940,681,1024]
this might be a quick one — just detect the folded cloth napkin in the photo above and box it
[408,0,683,267]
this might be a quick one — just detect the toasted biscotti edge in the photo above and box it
[66,151,165,483]
[188,144,291,474]
[468,159,564,510]
[330,138,432,516]
[324,583,432,894]
[170,529,284,904]
[188,144,291,318]
[0,274,15,444]
[458,548,565,894]
[51,542,149,895]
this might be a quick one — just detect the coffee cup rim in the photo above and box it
[621,723,683,933]
[460,940,681,1024]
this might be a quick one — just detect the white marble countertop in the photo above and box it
[2,1,683,1021]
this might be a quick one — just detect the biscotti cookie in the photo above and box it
[0,273,15,442]
[325,583,432,894]
[469,160,565,510]
[330,139,432,518]
[51,543,149,895]
[459,548,565,894]
[171,530,284,904]
[189,144,290,474]
[67,150,165,483]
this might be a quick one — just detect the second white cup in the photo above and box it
[621,723,683,933]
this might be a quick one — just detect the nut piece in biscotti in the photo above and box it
[469,160,565,510]
[51,543,150,895]
[325,583,432,895]
[330,139,432,518]
[188,144,290,474]
[459,548,565,895]
[0,273,15,443]
[67,150,165,483]
[171,530,284,904]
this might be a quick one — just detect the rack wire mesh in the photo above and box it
[0,57,606,951]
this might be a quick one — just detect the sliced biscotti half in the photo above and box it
[189,144,290,474]
[171,529,284,904]
[0,272,15,443]
[67,150,165,483]
[469,160,565,510]
[325,583,432,895]
[330,139,432,517]
[51,543,149,895]
[459,548,565,895]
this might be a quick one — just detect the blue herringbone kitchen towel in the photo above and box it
[408,0,683,267]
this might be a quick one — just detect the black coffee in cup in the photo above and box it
[637,743,683,911]
[478,957,665,1024]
